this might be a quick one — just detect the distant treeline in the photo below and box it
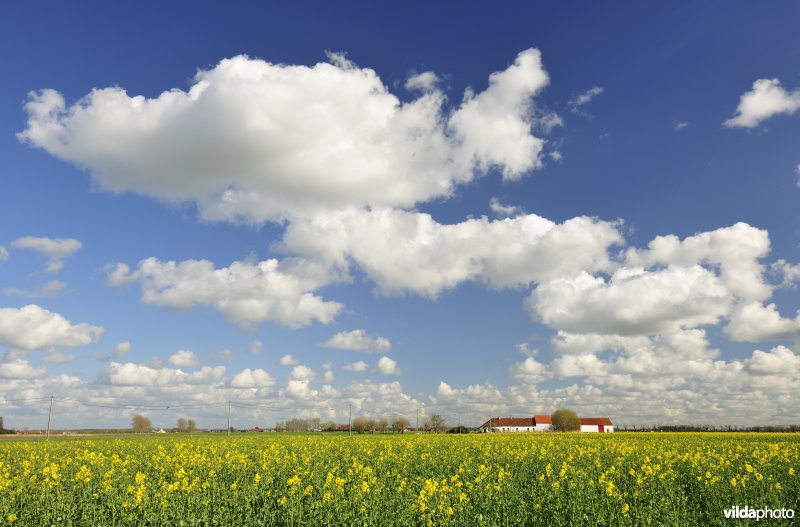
[620,424,800,433]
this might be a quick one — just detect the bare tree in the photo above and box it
[352,416,370,434]
[391,416,409,434]
[424,414,447,432]
[177,418,187,431]
[322,421,338,432]
[187,419,197,432]
[132,414,152,433]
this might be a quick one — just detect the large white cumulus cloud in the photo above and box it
[526,223,791,340]
[18,50,551,224]
[106,257,342,330]
[528,266,731,335]
[281,208,622,297]
[0,304,103,350]
[101,362,225,386]
[625,222,772,302]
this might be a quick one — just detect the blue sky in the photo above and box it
[2,1,800,429]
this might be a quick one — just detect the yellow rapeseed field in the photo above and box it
[0,432,797,526]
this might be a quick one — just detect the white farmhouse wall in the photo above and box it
[580,424,614,433]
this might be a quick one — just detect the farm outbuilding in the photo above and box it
[579,417,614,433]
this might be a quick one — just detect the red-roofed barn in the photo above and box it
[579,417,614,433]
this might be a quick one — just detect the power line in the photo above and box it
[1,394,486,431]
[2,396,54,403]
[56,397,230,410]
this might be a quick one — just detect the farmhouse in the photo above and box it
[478,415,552,433]
[479,414,614,433]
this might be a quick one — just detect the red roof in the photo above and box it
[481,415,612,429]
[580,417,613,426]
[337,424,350,431]
[485,417,535,427]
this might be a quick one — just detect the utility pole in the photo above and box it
[458,413,462,433]
[46,395,54,440]
[348,404,352,436]
[227,400,232,437]
[416,407,419,433]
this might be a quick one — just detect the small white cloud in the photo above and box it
[745,346,800,375]
[322,361,335,382]
[11,236,81,273]
[489,197,524,218]
[45,261,65,273]
[342,360,369,372]
[145,357,164,369]
[405,71,439,91]
[230,367,274,388]
[569,86,603,112]
[0,359,46,379]
[724,78,800,128]
[95,341,132,361]
[168,349,199,368]
[725,302,800,342]
[289,365,316,382]
[10,236,81,259]
[538,112,563,133]
[0,246,8,261]
[3,280,68,298]
[509,356,550,383]
[248,340,263,356]
[551,353,607,378]
[515,343,537,357]
[44,351,75,364]
[105,263,135,287]
[436,381,505,406]
[376,356,399,375]
[323,329,391,353]
[772,259,800,288]
[278,354,299,366]
[673,120,689,131]
[217,348,235,360]
[285,379,313,399]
